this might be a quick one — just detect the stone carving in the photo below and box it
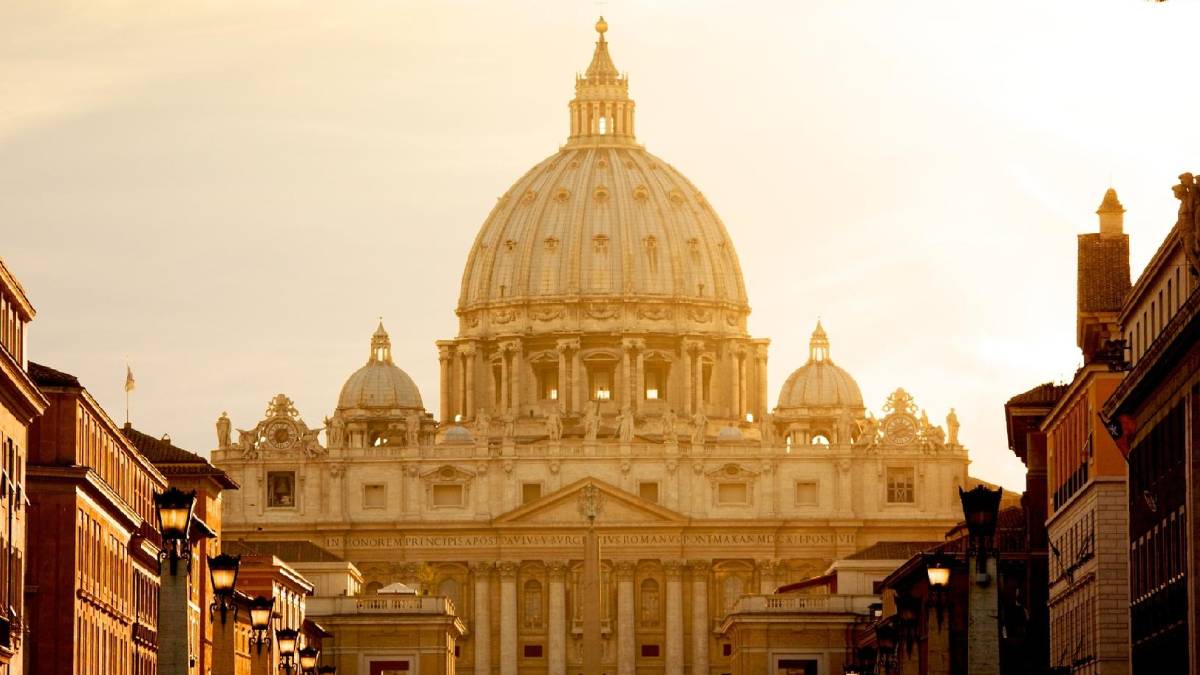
[758,413,775,445]
[1174,173,1200,273]
[946,408,960,446]
[545,407,563,442]
[301,427,325,457]
[475,409,492,438]
[661,408,677,444]
[492,309,517,324]
[687,307,712,323]
[856,414,879,447]
[637,306,671,321]
[583,402,601,441]
[216,412,231,449]
[530,306,564,321]
[237,429,258,459]
[502,412,516,442]
[690,411,708,445]
[577,483,605,522]
[406,411,421,448]
[584,303,619,320]
[325,414,345,448]
[617,406,636,443]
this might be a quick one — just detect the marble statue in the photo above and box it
[406,411,421,447]
[661,408,677,443]
[237,429,258,459]
[502,412,516,441]
[583,402,600,441]
[759,412,775,445]
[216,412,231,449]
[946,408,960,446]
[475,409,492,437]
[856,414,878,446]
[545,407,563,442]
[617,406,635,443]
[325,414,345,448]
[690,411,707,445]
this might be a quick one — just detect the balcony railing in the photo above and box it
[725,594,878,615]
[305,595,457,617]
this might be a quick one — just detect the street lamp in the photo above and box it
[276,628,299,673]
[875,622,898,672]
[249,596,274,654]
[924,552,953,628]
[959,485,1003,583]
[868,602,883,621]
[298,646,320,673]
[208,553,241,623]
[154,487,196,575]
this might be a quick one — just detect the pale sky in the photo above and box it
[5,0,1200,491]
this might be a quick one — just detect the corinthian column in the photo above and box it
[470,562,493,675]
[498,561,519,675]
[461,343,477,420]
[664,560,684,675]
[438,343,454,423]
[755,344,769,420]
[615,561,637,675]
[548,561,568,675]
[689,560,711,675]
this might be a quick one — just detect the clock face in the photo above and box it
[884,417,918,445]
[266,421,297,449]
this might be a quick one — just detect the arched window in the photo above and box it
[722,575,744,612]
[365,581,383,595]
[523,579,543,628]
[640,579,660,626]
[810,433,830,446]
[439,578,461,613]
[598,116,608,135]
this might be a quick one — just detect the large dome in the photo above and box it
[455,19,749,338]
[338,323,424,411]
[777,322,864,410]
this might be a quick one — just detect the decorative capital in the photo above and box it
[458,342,477,358]
[614,560,637,580]
[547,560,570,580]
[621,337,646,352]
[556,338,580,354]
[497,561,520,580]
[683,338,704,354]
[687,559,711,575]
[756,559,778,574]
[438,344,454,362]
[468,561,494,576]
[662,560,684,579]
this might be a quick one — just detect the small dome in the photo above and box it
[441,425,474,445]
[777,322,863,410]
[337,323,424,411]
[717,426,744,442]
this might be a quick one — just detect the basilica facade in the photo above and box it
[214,18,970,675]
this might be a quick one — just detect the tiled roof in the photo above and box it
[27,361,80,388]
[122,424,207,464]
[845,541,941,561]
[1077,233,1131,313]
[1007,382,1067,407]
[224,539,343,563]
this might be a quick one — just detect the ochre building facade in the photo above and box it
[215,19,972,675]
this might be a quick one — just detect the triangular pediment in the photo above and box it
[494,477,688,526]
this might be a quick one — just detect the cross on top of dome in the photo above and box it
[568,17,636,146]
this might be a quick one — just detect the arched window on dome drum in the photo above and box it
[701,360,714,404]
[810,433,830,446]
[492,363,503,406]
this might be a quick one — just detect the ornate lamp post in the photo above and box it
[276,628,299,674]
[924,552,953,627]
[154,487,196,575]
[298,646,320,674]
[208,553,241,623]
[958,485,1003,583]
[249,596,275,654]
[875,623,899,674]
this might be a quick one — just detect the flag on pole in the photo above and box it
[125,365,136,392]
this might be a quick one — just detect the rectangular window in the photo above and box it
[538,367,559,401]
[363,484,386,509]
[523,644,543,658]
[638,481,660,504]
[432,484,465,507]
[644,365,667,400]
[521,482,543,505]
[641,644,660,658]
[590,367,614,401]
[794,481,818,506]
[701,362,713,404]
[717,482,749,506]
[266,472,296,508]
[722,643,732,657]
[886,468,915,504]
